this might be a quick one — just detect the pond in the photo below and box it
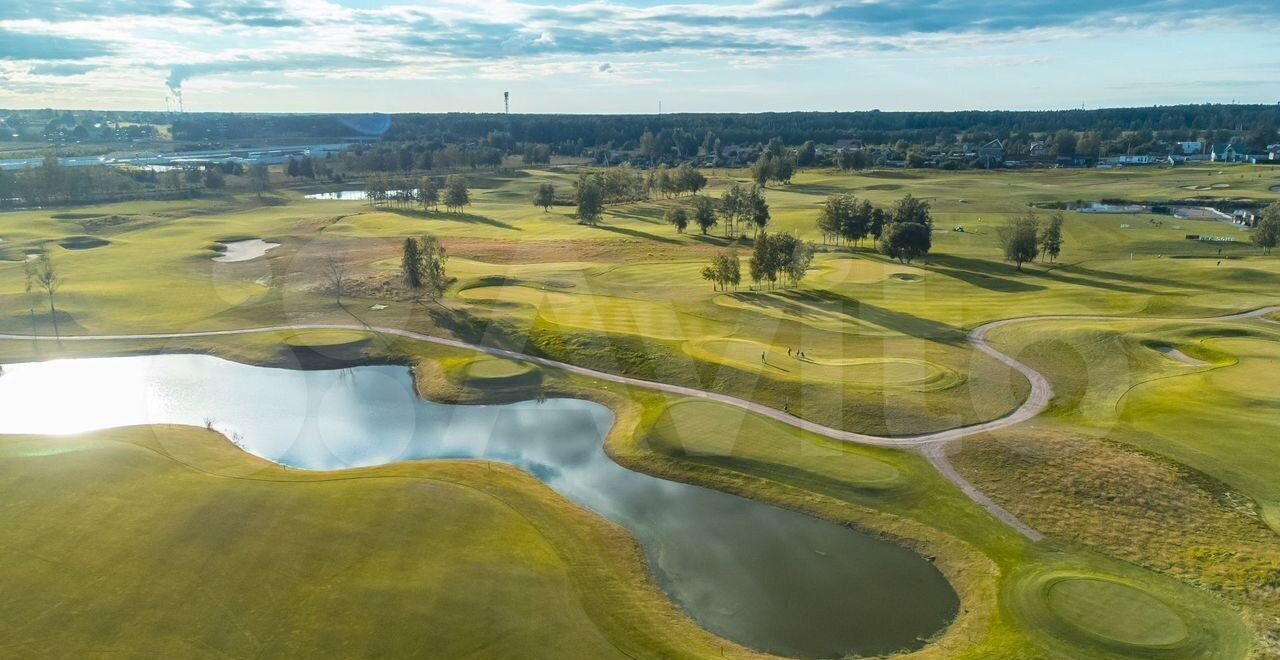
[305,189,415,201]
[0,354,958,658]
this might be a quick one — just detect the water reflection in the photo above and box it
[0,354,957,658]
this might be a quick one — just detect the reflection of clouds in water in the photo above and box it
[0,354,956,658]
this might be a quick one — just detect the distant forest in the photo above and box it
[154,105,1280,150]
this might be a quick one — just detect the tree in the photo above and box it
[1252,202,1280,255]
[1051,129,1078,156]
[248,163,270,199]
[664,206,689,233]
[30,251,62,340]
[299,156,315,179]
[747,185,770,236]
[879,222,931,263]
[417,234,450,301]
[701,249,741,291]
[323,251,350,305]
[286,157,300,178]
[534,183,556,211]
[575,175,605,226]
[749,233,772,288]
[892,194,931,228]
[1000,213,1041,271]
[419,177,440,211]
[203,167,225,190]
[443,176,470,212]
[402,238,422,288]
[22,256,39,340]
[797,140,817,166]
[751,153,773,187]
[692,195,717,235]
[718,184,746,236]
[1039,213,1065,262]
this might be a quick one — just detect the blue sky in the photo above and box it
[1,0,1278,112]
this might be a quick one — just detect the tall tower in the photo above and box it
[504,91,510,114]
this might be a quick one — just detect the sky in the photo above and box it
[0,0,1278,113]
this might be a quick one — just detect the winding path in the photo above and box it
[2,306,1275,541]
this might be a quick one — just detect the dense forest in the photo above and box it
[115,104,1280,150]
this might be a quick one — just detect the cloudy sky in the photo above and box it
[1,0,1278,113]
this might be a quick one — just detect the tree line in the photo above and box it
[363,174,471,213]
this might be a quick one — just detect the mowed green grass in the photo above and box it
[2,163,1278,658]
[984,315,1280,531]
[0,425,740,659]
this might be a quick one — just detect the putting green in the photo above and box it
[1007,566,1250,658]
[1046,578,1188,647]
[459,284,730,340]
[810,256,928,287]
[686,338,964,391]
[281,330,371,347]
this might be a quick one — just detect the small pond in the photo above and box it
[0,354,957,658]
[305,189,415,201]
[214,239,279,263]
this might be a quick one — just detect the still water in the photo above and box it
[0,354,957,658]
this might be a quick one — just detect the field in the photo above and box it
[1,162,1279,659]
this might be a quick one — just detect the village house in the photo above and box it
[978,139,1004,168]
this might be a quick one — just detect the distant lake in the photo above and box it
[0,354,957,658]
[305,189,415,201]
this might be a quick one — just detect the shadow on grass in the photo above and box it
[927,255,1047,293]
[592,223,683,245]
[727,289,964,343]
[390,209,521,231]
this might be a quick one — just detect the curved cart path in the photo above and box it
[3,305,1275,541]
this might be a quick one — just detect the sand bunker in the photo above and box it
[214,239,279,263]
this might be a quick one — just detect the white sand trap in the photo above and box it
[214,239,279,263]
[1153,345,1209,366]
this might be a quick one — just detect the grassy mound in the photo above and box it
[454,356,542,388]
[1046,577,1188,647]
[281,330,371,348]
[0,427,736,659]
[1008,565,1250,657]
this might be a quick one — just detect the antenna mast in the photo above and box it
[504,91,510,114]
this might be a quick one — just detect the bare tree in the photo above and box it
[22,257,39,341]
[30,251,62,340]
[323,251,350,306]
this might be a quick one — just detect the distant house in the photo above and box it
[1269,144,1280,160]
[1168,154,1211,165]
[1029,141,1047,157]
[1176,141,1203,155]
[833,138,863,152]
[978,139,1004,168]
[1233,209,1259,227]
[1210,143,1247,163]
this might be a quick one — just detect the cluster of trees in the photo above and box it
[284,155,327,179]
[749,233,816,289]
[663,196,718,234]
[572,166,653,225]
[653,164,707,198]
[716,183,771,237]
[336,142,505,174]
[816,194,887,245]
[522,143,552,165]
[401,233,450,300]
[701,249,742,290]
[837,149,870,171]
[998,212,1064,270]
[877,195,934,263]
[363,175,470,213]
[750,138,798,186]
[0,157,238,208]
[1252,202,1280,255]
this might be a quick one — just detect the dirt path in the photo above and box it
[3,305,1275,541]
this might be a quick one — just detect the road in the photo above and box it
[2,306,1275,541]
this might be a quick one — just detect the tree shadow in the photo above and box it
[390,209,521,231]
[728,289,965,343]
[927,254,1047,293]
[593,224,683,244]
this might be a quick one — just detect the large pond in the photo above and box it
[0,354,957,658]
